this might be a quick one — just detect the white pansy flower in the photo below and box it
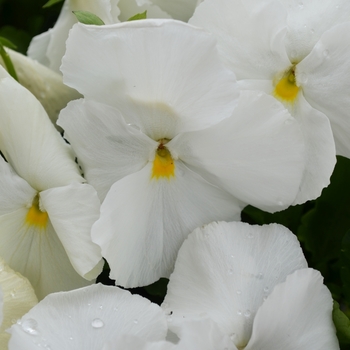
[58,19,305,288]
[190,0,340,204]
[8,283,167,350]
[0,48,81,126]
[162,221,339,350]
[0,66,103,299]
[0,258,37,349]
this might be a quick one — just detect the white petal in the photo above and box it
[296,22,350,157]
[58,99,157,200]
[189,0,290,80]
[170,91,305,212]
[118,0,171,21]
[62,20,238,134]
[8,284,167,350]
[163,222,307,348]
[92,162,242,288]
[28,0,120,73]
[280,0,350,61]
[1,48,81,126]
[0,67,83,191]
[0,209,92,300]
[151,0,198,21]
[0,258,38,348]
[245,269,339,350]
[0,157,36,216]
[292,95,336,204]
[40,183,104,280]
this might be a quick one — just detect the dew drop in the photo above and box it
[298,72,308,84]
[127,123,141,132]
[91,318,104,329]
[244,310,251,318]
[87,303,91,307]
[10,290,16,298]
[264,286,269,293]
[277,200,284,207]
[69,337,73,341]
[134,319,138,324]
[298,2,304,9]
[21,319,39,335]
[230,254,234,259]
[236,290,241,295]
[237,310,242,316]
[99,305,103,310]
[263,296,268,301]
[247,232,254,239]
[257,272,264,280]
[228,269,233,275]
[113,306,119,312]
[230,333,236,341]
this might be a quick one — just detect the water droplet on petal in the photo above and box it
[264,286,269,293]
[298,2,304,9]
[69,337,73,341]
[228,269,233,275]
[298,72,308,84]
[10,290,16,298]
[277,200,284,207]
[263,296,268,301]
[134,319,138,324]
[247,232,254,239]
[127,123,141,132]
[87,303,91,307]
[91,318,104,329]
[21,319,39,335]
[113,307,119,311]
[257,272,264,279]
[236,290,241,295]
[237,310,242,316]
[99,305,103,310]
[244,310,251,318]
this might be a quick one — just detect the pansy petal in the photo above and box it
[292,95,336,204]
[170,91,305,212]
[8,284,167,350]
[163,222,307,348]
[245,269,339,350]
[280,0,350,61]
[0,157,36,216]
[40,183,103,280]
[296,22,350,158]
[0,67,83,191]
[189,0,290,80]
[118,0,171,21]
[58,99,157,200]
[92,162,242,288]
[0,258,38,348]
[62,20,238,134]
[0,209,91,300]
[28,0,120,73]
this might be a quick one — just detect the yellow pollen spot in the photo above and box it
[274,70,299,102]
[152,143,175,180]
[25,195,48,229]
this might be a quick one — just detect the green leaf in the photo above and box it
[127,11,147,21]
[0,43,18,81]
[333,301,350,344]
[73,11,105,25]
[144,278,168,298]
[341,231,350,303]
[42,0,64,9]
[43,0,64,8]
[0,36,17,49]
[298,156,350,274]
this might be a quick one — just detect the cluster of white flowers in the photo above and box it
[0,0,348,348]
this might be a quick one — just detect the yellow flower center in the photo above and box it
[152,139,175,180]
[25,194,48,229]
[274,68,299,102]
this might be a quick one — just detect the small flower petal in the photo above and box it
[245,269,339,350]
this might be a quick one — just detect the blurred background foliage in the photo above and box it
[1,0,350,348]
